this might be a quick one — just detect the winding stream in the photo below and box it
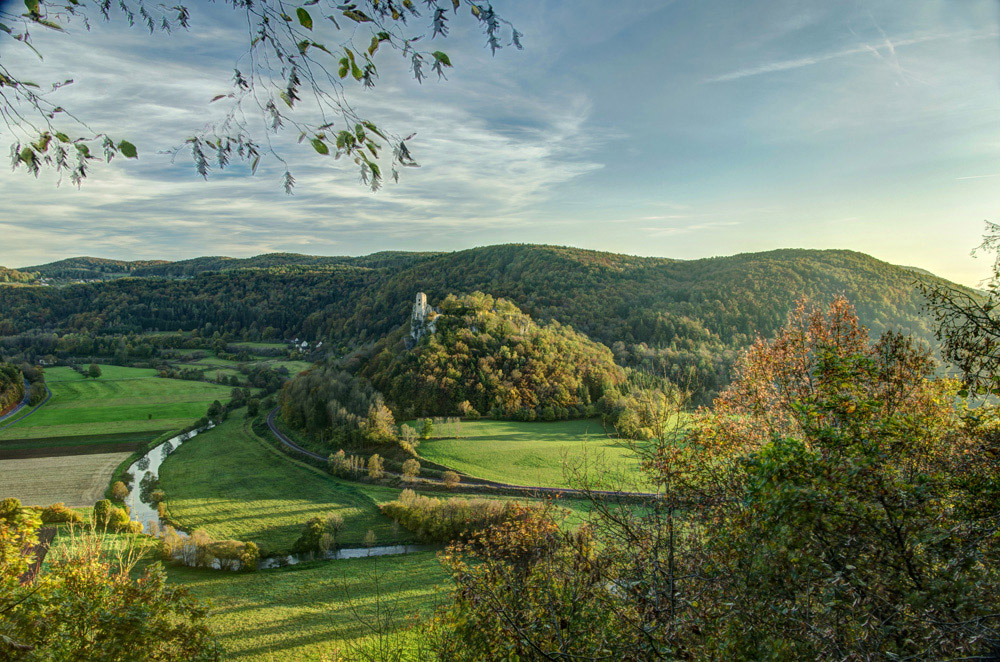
[123,425,431,571]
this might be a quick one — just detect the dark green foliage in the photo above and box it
[0,359,25,414]
[280,365,396,446]
[361,292,624,420]
[0,266,38,283]
[35,503,83,524]
[0,246,963,402]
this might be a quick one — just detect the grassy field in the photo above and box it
[169,551,448,662]
[414,418,652,489]
[0,366,232,445]
[158,415,410,554]
[0,452,133,506]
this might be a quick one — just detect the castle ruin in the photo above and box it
[408,292,437,347]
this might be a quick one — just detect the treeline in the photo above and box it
[1,245,965,402]
[0,266,38,284]
[0,361,25,414]
[361,292,625,420]
[279,365,397,446]
[381,490,536,543]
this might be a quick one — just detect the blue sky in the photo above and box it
[1,0,998,285]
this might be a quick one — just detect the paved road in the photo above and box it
[0,381,52,433]
[266,408,659,500]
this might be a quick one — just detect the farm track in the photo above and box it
[266,408,659,500]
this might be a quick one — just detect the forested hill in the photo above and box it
[1,245,970,401]
[23,251,440,281]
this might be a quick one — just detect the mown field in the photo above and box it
[158,414,412,554]
[0,452,133,506]
[0,366,232,445]
[170,552,448,662]
[413,418,655,490]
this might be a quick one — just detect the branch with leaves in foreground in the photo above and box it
[1,0,521,191]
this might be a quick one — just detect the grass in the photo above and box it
[230,341,288,351]
[0,365,232,443]
[264,360,312,374]
[157,414,411,554]
[168,551,448,662]
[414,418,651,490]
[0,451,134,506]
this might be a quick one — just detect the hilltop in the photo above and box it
[1,244,970,402]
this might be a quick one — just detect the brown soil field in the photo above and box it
[0,452,132,506]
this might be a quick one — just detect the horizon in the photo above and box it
[10,243,971,285]
[2,1,998,287]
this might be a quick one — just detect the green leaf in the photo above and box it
[432,51,452,67]
[55,132,70,143]
[310,138,329,155]
[24,0,39,16]
[0,23,12,34]
[342,9,372,23]
[296,7,313,30]
[118,140,138,159]
[338,59,349,79]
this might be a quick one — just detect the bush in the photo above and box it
[239,541,260,572]
[93,499,112,527]
[110,481,129,502]
[0,497,21,522]
[292,517,328,554]
[402,458,420,482]
[150,489,166,504]
[443,471,461,489]
[368,453,385,480]
[381,491,531,543]
[38,503,82,524]
[106,506,131,531]
[293,514,345,554]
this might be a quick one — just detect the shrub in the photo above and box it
[39,503,82,524]
[368,453,385,480]
[110,481,129,502]
[443,471,461,489]
[292,517,328,554]
[401,458,420,482]
[150,489,166,504]
[0,497,21,522]
[106,506,131,531]
[209,540,245,571]
[239,541,260,572]
[293,513,346,554]
[421,418,434,440]
[381,492,530,543]
[93,499,112,527]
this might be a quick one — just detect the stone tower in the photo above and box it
[409,292,436,346]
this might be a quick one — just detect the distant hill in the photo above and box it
[23,251,441,281]
[1,244,972,402]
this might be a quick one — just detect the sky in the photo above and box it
[1,0,999,286]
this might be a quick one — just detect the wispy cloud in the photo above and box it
[704,29,996,83]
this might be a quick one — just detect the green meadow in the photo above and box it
[0,366,232,445]
[158,415,411,554]
[168,552,448,662]
[413,418,652,490]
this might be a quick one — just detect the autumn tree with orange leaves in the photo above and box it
[431,298,1000,661]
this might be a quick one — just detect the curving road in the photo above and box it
[266,408,659,500]
[0,381,52,433]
